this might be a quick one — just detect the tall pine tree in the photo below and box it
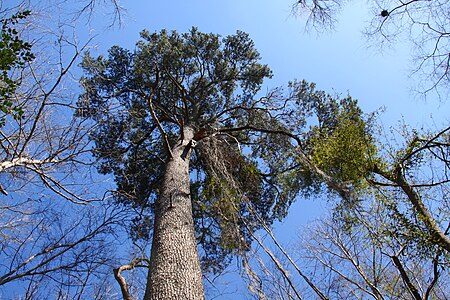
[79,28,372,299]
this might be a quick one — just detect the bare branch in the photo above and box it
[390,249,422,300]
[113,258,150,300]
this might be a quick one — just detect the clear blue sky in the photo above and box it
[89,0,449,128]
[81,0,449,298]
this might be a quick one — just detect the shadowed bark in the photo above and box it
[144,126,204,300]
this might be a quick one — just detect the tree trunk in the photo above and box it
[144,126,205,300]
[374,165,450,253]
[393,167,450,253]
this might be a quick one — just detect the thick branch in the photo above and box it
[146,69,173,159]
[242,221,304,300]
[218,125,302,146]
[162,67,190,121]
[113,258,150,300]
[394,167,450,253]
[424,253,440,300]
[374,166,450,253]
[295,148,354,201]
[220,124,356,202]
[390,252,422,300]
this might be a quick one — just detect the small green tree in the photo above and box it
[0,10,34,123]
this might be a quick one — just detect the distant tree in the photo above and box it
[293,114,450,298]
[293,0,450,96]
[78,27,373,298]
[299,208,450,300]
[0,3,127,298]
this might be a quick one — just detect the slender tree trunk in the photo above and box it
[393,167,450,253]
[144,126,205,300]
[373,165,450,253]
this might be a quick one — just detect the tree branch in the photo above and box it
[374,165,450,253]
[390,249,422,300]
[424,252,441,300]
[146,68,173,159]
[113,258,150,300]
[239,200,329,300]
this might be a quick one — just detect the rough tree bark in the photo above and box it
[143,126,205,300]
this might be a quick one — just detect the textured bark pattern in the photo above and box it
[144,128,205,300]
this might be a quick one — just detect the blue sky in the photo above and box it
[88,0,449,127]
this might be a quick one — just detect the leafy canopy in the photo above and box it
[79,28,377,274]
[79,27,279,272]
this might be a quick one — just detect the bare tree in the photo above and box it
[292,0,450,96]
[0,201,123,299]
[362,125,450,256]
[237,199,328,300]
[297,203,450,300]
[0,39,95,202]
[5,0,125,27]
[0,2,129,298]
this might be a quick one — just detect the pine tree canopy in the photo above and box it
[78,27,375,274]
